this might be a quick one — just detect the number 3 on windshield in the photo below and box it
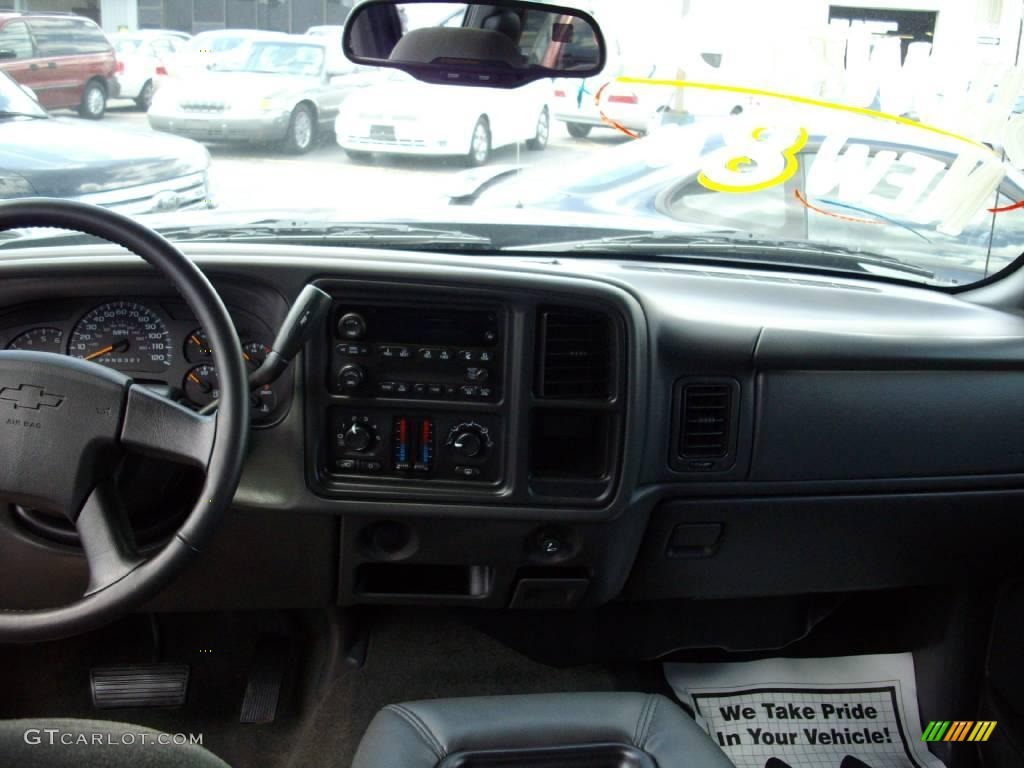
[698,126,809,194]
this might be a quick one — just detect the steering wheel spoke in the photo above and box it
[0,198,248,643]
[120,384,216,470]
[75,483,144,595]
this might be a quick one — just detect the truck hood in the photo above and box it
[0,117,209,197]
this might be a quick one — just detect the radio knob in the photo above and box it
[338,364,365,392]
[338,312,367,339]
[343,423,374,452]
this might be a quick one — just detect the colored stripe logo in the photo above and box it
[921,721,997,742]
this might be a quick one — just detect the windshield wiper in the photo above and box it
[152,220,493,249]
[0,111,46,120]
[511,232,936,282]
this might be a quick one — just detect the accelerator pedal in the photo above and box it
[91,664,189,709]
[239,635,290,724]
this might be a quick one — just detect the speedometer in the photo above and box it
[68,301,173,373]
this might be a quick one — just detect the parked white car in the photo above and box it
[552,40,751,138]
[111,32,188,110]
[334,71,550,165]
[156,29,272,87]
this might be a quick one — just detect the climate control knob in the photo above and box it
[452,431,482,458]
[446,422,492,458]
[337,364,365,392]
[343,423,374,452]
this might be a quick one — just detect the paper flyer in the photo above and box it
[665,653,946,768]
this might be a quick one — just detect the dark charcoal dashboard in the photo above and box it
[2,246,1024,631]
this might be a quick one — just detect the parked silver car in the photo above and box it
[147,34,360,153]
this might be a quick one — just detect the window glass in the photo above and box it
[73,20,111,54]
[0,21,34,60]
[28,18,76,57]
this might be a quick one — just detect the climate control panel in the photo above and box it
[328,408,501,483]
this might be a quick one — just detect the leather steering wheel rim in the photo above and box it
[0,199,249,642]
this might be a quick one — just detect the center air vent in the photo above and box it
[677,380,740,470]
[537,308,613,399]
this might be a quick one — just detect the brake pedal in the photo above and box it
[91,664,189,709]
[240,635,290,724]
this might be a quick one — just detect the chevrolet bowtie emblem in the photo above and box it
[0,384,65,410]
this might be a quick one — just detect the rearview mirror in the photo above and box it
[342,0,605,88]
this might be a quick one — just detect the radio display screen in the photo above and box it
[340,306,499,347]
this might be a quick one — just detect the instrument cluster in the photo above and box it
[2,299,286,425]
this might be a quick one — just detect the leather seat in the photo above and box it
[0,718,228,768]
[352,692,734,768]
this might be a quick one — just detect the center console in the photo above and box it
[301,278,633,608]
[320,299,508,489]
[306,279,628,512]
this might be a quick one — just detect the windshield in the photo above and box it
[7,1,1024,288]
[112,37,143,55]
[217,41,325,76]
[0,73,46,119]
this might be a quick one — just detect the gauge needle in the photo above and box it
[84,338,128,361]
[187,372,201,384]
[190,334,203,346]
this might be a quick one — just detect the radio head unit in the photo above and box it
[328,304,502,401]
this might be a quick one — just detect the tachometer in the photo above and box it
[68,301,172,373]
[6,327,64,353]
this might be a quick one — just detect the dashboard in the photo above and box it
[0,294,290,425]
[3,246,1024,631]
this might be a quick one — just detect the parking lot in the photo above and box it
[100,101,627,214]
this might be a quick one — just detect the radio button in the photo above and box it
[477,386,493,399]
[444,384,458,397]
[394,382,410,395]
[457,349,476,362]
[336,459,357,471]
[454,465,482,478]
[418,347,450,361]
[378,381,396,394]
[360,460,384,473]
[336,343,369,356]
[479,351,494,362]
[460,385,478,398]
[427,384,444,397]
[413,383,428,396]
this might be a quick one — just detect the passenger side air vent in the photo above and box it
[537,308,613,399]
[675,379,740,471]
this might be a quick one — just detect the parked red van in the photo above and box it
[0,12,117,119]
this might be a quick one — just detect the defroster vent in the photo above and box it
[537,309,613,399]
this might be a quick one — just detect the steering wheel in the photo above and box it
[0,199,249,643]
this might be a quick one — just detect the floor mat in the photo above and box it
[665,653,946,768]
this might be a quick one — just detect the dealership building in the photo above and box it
[1,0,356,34]
[1,0,1020,67]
